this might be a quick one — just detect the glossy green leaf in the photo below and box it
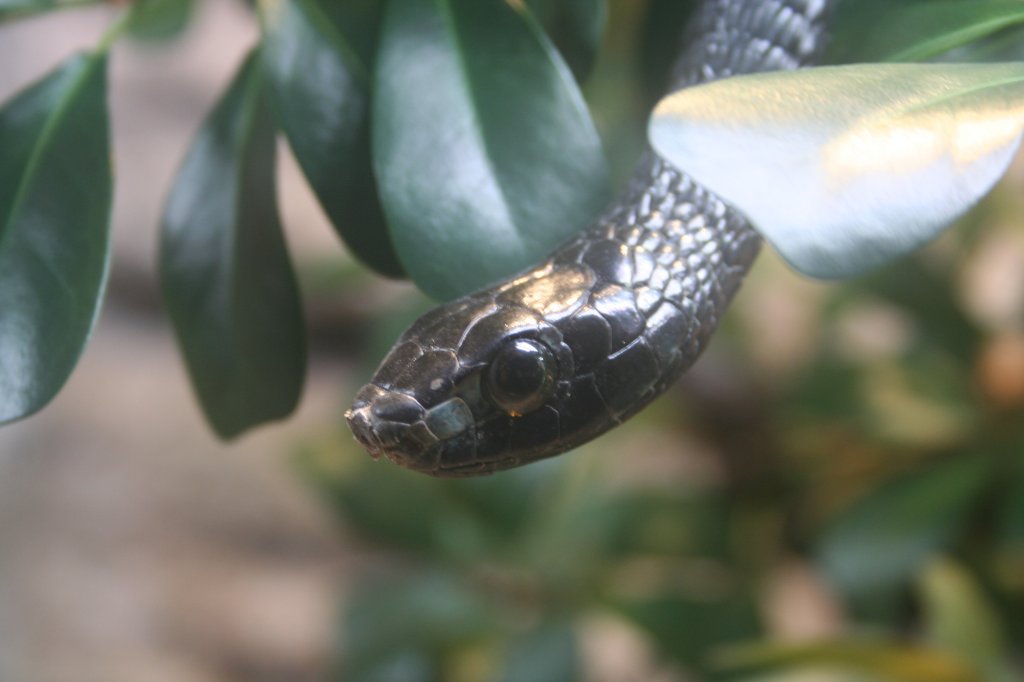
[816,456,993,598]
[260,0,403,277]
[919,558,1012,682]
[650,63,1024,279]
[0,53,112,424]
[160,51,306,439]
[525,0,607,81]
[829,0,1024,63]
[374,0,611,300]
[500,619,581,682]
[126,0,196,42]
[714,639,977,682]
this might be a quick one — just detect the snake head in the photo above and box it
[346,266,617,476]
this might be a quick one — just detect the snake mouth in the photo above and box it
[346,384,478,474]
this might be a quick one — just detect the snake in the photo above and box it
[346,0,835,476]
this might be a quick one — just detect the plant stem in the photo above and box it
[95,2,136,53]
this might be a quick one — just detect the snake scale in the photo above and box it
[347,0,835,476]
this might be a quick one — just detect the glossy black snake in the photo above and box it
[347,0,835,475]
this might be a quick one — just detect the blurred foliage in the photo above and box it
[293,3,1024,675]
[299,166,1024,677]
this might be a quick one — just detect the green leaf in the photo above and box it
[714,639,978,682]
[1000,469,1024,546]
[939,24,1024,63]
[260,0,404,277]
[829,0,1024,63]
[373,0,611,300]
[126,0,196,42]
[525,0,607,81]
[0,53,112,424]
[649,63,1024,279]
[611,593,761,675]
[639,0,701,103]
[816,456,993,599]
[343,571,492,677]
[0,0,74,21]
[315,0,386,67]
[919,558,1012,682]
[160,51,306,439]
[500,619,581,682]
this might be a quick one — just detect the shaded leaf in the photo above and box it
[374,0,610,300]
[260,0,403,277]
[938,23,1024,63]
[160,51,306,438]
[0,0,67,21]
[127,0,196,42]
[611,592,761,675]
[919,558,1012,682]
[500,619,581,682]
[851,256,982,365]
[829,0,1024,63]
[816,456,993,598]
[650,63,1024,278]
[315,0,386,67]
[639,0,701,104]
[714,639,978,682]
[1000,469,1024,546]
[0,53,112,423]
[322,461,488,559]
[525,0,607,81]
[344,571,492,677]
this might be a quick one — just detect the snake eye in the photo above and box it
[485,339,557,416]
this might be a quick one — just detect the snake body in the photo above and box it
[347,0,835,476]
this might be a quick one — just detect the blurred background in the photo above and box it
[1,1,1023,680]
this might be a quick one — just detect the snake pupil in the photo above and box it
[486,339,556,416]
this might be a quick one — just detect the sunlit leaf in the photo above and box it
[0,53,112,424]
[829,0,1024,63]
[160,51,306,439]
[714,639,978,682]
[260,0,403,277]
[127,0,196,42]
[919,558,1012,682]
[374,0,610,300]
[816,456,993,598]
[650,63,1024,279]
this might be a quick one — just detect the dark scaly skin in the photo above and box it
[347,0,835,476]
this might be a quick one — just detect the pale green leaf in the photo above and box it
[715,640,977,682]
[919,558,1014,682]
[649,63,1024,279]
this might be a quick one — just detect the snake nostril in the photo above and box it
[345,405,381,454]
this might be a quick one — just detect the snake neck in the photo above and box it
[546,0,836,388]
